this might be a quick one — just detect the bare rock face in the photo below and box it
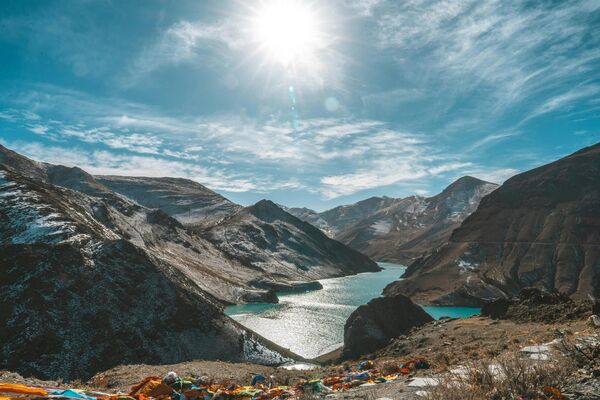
[593,300,600,316]
[387,143,600,306]
[342,294,433,359]
[288,177,498,265]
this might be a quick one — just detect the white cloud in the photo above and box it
[319,158,472,200]
[522,85,600,123]
[60,127,163,154]
[2,141,261,194]
[26,124,49,135]
[467,131,521,152]
[130,20,241,81]
[22,111,41,120]
[344,0,385,16]
[370,0,600,128]
[0,85,529,202]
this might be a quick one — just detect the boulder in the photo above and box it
[342,294,433,359]
[518,287,570,305]
[481,298,511,319]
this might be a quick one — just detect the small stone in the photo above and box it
[520,345,550,353]
[587,314,600,328]
[408,377,439,387]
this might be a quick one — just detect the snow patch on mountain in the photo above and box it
[370,220,392,235]
[0,172,81,244]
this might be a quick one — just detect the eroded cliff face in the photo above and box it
[0,162,294,380]
[386,143,600,306]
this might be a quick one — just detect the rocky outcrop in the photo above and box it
[388,143,600,306]
[481,288,592,323]
[288,177,498,265]
[342,294,433,359]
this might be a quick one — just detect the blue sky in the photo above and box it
[0,0,599,210]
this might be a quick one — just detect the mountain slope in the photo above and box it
[202,200,380,282]
[96,175,241,226]
[386,143,600,306]
[0,145,378,304]
[0,162,294,380]
[287,177,498,264]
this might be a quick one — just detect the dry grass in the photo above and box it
[426,331,600,400]
[425,353,573,400]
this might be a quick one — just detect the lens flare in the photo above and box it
[251,0,321,66]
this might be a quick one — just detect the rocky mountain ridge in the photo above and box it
[385,143,600,306]
[287,176,498,264]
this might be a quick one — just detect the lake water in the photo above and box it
[226,262,480,359]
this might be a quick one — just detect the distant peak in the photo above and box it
[445,176,497,190]
[246,199,294,222]
[251,199,279,209]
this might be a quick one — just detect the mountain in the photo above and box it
[282,206,333,235]
[0,144,379,379]
[287,177,498,265]
[318,196,399,236]
[96,176,241,226]
[203,200,380,283]
[0,155,295,380]
[0,145,378,304]
[386,143,600,306]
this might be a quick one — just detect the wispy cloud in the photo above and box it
[522,84,600,123]
[1,86,488,200]
[466,131,521,152]
[129,20,242,83]
[367,0,600,131]
[320,160,471,199]
[0,140,265,193]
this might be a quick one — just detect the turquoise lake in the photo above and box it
[226,262,480,359]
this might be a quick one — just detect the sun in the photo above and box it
[251,0,321,66]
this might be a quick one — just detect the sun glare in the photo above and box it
[251,0,321,66]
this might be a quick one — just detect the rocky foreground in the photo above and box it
[2,298,599,399]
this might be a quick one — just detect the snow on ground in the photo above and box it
[242,334,292,365]
[0,172,81,244]
[456,257,479,273]
[370,219,392,235]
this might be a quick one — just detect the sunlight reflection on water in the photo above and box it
[226,263,479,358]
